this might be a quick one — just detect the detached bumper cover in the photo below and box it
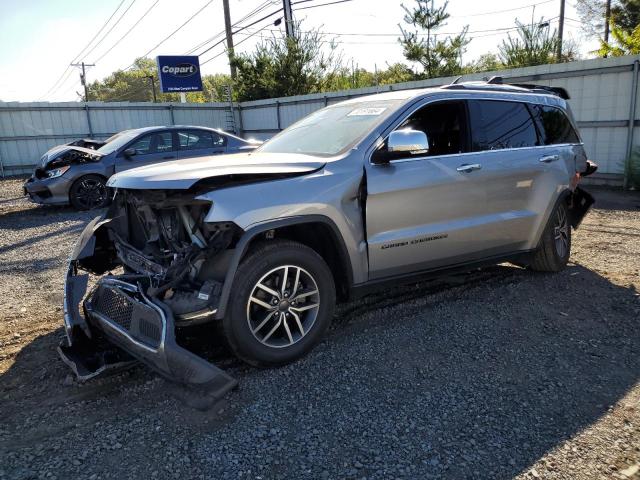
[60,217,237,399]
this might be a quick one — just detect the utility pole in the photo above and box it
[557,0,565,62]
[222,0,237,79]
[604,0,612,47]
[71,62,95,102]
[282,0,294,38]
[146,75,157,102]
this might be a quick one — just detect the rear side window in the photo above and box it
[529,105,580,145]
[469,100,538,151]
[177,130,225,150]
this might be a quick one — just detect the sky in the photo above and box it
[0,0,598,102]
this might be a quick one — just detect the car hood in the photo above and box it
[106,152,327,190]
[41,145,105,167]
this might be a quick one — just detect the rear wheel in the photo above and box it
[530,201,571,272]
[223,240,335,367]
[69,175,110,210]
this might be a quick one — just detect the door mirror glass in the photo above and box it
[123,148,137,158]
[388,129,429,155]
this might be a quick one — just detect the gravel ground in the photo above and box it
[1,176,639,480]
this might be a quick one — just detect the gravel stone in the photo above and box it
[1,178,639,479]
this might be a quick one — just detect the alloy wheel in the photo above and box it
[75,178,107,209]
[246,265,320,348]
[553,207,570,258]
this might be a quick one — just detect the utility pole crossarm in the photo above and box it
[71,62,95,102]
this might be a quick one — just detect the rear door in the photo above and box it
[115,131,177,172]
[464,99,547,251]
[176,129,226,159]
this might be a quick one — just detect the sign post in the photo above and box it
[156,56,203,100]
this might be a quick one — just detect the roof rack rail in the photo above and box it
[439,80,570,100]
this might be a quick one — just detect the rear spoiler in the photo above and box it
[509,83,570,100]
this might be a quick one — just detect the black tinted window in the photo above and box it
[530,105,580,144]
[177,130,224,150]
[128,132,173,155]
[469,100,538,151]
[395,100,468,156]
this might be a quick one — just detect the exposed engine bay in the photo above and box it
[92,190,240,323]
[60,189,243,402]
[35,146,103,179]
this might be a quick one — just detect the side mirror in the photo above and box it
[123,148,137,158]
[581,159,598,177]
[388,129,429,154]
[372,129,429,164]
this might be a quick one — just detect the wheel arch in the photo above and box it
[214,215,353,319]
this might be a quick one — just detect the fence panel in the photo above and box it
[2,55,640,182]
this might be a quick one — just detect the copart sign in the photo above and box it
[156,55,203,93]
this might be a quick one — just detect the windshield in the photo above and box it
[258,99,403,156]
[97,130,138,154]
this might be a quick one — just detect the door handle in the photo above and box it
[162,155,174,159]
[456,163,482,173]
[539,154,559,163]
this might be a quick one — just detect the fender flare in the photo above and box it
[214,215,354,319]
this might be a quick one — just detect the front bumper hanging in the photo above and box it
[59,217,237,400]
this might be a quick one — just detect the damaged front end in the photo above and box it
[60,189,239,399]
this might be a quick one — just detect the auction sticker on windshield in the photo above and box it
[347,107,387,116]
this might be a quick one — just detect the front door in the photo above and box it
[115,131,177,172]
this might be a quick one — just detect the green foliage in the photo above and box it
[611,0,640,32]
[628,147,640,189]
[398,0,469,78]
[231,26,343,101]
[597,0,640,57]
[87,58,233,103]
[498,18,576,68]
[462,53,504,74]
[597,22,640,55]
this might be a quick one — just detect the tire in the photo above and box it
[222,240,336,367]
[69,174,110,210]
[530,201,571,272]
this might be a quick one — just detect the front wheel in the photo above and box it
[69,174,110,210]
[222,240,336,367]
[530,201,571,272]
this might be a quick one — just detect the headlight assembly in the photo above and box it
[45,165,71,178]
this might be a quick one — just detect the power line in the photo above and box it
[450,0,555,18]
[197,6,284,57]
[40,0,126,99]
[293,0,355,11]
[83,0,138,62]
[119,0,216,71]
[184,0,273,55]
[94,0,161,63]
[201,22,274,66]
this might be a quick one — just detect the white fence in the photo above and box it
[2,55,639,185]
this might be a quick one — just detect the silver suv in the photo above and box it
[60,81,597,399]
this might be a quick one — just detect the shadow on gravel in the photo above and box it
[1,263,639,478]
[0,204,97,230]
[587,186,640,212]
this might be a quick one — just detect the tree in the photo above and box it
[463,53,503,74]
[87,58,233,103]
[230,25,343,101]
[499,18,576,68]
[595,0,640,56]
[597,22,640,55]
[576,0,640,40]
[398,0,469,78]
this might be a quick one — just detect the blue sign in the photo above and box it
[156,55,203,93]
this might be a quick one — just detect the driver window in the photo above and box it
[396,100,468,156]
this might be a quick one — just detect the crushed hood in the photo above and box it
[41,145,105,167]
[107,152,326,190]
